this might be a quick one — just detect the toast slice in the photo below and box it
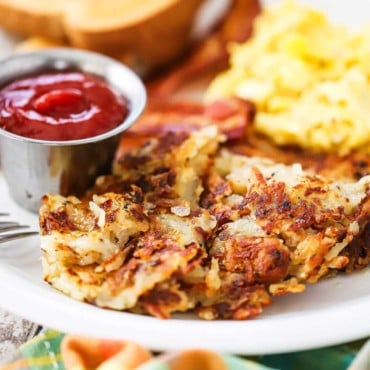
[0,0,204,72]
[0,0,65,40]
[65,0,204,72]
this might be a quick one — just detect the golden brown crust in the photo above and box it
[230,130,370,182]
[40,119,370,320]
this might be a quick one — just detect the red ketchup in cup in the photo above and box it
[0,71,129,141]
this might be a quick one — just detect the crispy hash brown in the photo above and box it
[40,122,370,319]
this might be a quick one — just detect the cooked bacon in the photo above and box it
[148,0,261,98]
[117,98,255,159]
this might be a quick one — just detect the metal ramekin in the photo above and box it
[0,48,147,213]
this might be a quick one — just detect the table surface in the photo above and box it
[0,308,39,363]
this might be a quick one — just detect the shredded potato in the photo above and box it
[40,126,370,319]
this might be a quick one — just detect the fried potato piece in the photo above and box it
[40,126,370,319]
[229,128,370,181]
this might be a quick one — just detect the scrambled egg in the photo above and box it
[206,0,370,155]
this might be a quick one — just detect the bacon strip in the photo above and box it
[148,0,261,98]
[117,98,255,159]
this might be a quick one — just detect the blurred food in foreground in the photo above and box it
[0,0,204,74]
[206,0,370,155]
[62,335,231,370]
[62,335,152,370]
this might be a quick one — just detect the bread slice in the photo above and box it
[0,0,204,72]
[64,0,204,72]
[0,0,65,40]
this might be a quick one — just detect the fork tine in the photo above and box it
[0,231,39,243]
[0,221,21,227]
[0,225,29,233]
[0,212,39,244]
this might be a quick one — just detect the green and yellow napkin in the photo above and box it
[1,330,369,370]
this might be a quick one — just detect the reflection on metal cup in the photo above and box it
[0,135,120,212]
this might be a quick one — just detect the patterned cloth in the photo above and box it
[0,330,369,370]
[0,309,39,363]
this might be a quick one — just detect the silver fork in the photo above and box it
[0,213,39,244]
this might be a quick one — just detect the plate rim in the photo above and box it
[1,259,369,354]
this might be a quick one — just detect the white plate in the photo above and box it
[0,0,370,356]
[0,171,369,355]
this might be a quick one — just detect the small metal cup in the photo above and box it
[0,48,147,213]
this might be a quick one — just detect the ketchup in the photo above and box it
[0,71,129,141]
